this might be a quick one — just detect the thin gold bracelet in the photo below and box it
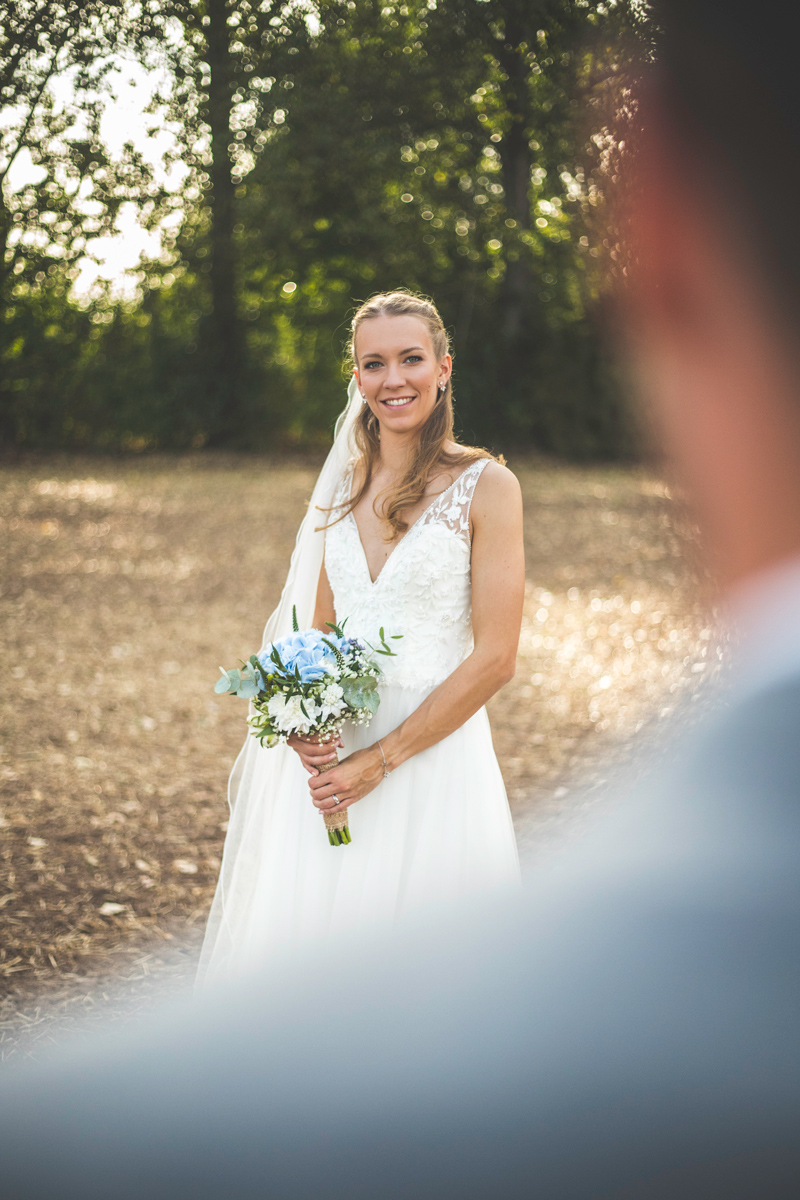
[377,739,390,778]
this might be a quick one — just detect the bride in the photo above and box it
[197,291,524,987]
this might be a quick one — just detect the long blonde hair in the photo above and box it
[330,290,498,538]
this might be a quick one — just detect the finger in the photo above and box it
[308,772,339,793]
[312,792,347,811]
[307,753,338,772]
[307,752,338,767]
[309,784,339,804]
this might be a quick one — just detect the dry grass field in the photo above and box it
[0,454,719,1059]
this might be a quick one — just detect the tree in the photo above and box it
[0,0,654,456]
[157,0,315,446]
[222,0,646,451]
[0,0,168,446]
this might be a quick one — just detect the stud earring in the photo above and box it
[438,381,446,392]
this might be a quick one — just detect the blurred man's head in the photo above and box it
[623,1,800,591]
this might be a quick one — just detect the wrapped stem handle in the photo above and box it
[319,752,351,846]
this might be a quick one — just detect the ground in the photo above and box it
[0,454,719,1060]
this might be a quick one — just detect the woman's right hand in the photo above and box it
[286,733,343,775]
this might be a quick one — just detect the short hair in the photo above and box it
[656,0,800,312]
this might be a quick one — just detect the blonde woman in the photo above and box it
[198,292,523,986]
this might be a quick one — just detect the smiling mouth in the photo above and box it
[381,395,415,409]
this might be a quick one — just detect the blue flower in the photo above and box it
[259,630,345,683]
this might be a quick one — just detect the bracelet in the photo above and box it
[377,739,390,779]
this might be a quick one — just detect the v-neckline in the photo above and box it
[348,464,475,587]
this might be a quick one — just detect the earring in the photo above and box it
[361,391,367,400]
[438,381,446,392]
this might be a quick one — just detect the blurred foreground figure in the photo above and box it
[1,2,799,1195]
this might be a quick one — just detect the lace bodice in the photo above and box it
[324,459,489,689]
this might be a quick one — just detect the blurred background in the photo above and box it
[2,2,722,1058]
[1,0,653,458]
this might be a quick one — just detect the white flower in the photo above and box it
[319,682,344,720]
[268,693,320,734]
[267,693,288,720]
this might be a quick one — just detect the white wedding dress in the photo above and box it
[197,395,520,989]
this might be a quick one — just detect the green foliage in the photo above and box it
[341,676,380,715]
[1,0,651,459]
[0,1,178,448]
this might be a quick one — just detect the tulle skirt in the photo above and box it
[196,685,520,989]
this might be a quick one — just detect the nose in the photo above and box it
[384,360,405,388]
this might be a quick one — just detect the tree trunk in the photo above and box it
[204,0,244,444]
[496,11,534,346]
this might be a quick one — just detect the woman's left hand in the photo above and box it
[308,745,385,814]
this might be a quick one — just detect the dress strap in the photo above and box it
[420,458,490,541]
[331,461,356,510]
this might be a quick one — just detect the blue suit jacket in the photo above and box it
[1,680,799,1197]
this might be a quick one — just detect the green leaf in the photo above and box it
[292,604,299,633]
[252,657,270,686]
[341,675,380,711]
[321,636,346,670]
[214,676,232,694]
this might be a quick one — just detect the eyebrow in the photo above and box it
[362,346,425,359]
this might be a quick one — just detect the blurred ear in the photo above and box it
[620,101,800,589]
[624,110,742,351]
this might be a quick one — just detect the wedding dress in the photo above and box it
[197,383,520,988]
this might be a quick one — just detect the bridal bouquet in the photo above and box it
[215,608,399,846]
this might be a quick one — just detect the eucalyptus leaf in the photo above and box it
[214,676,232,694]
[238,679,259,699]
[342,677,379,710]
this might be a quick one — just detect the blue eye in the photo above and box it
[364,360,382,370]
[405,355,423,363]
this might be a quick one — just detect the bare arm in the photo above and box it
[312,560,336,634]
[308,462,525,813]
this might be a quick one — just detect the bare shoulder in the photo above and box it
[471,459,522,520]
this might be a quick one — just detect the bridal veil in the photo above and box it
[196,377,361,987]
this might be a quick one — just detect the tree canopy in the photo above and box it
[0,0,652,457]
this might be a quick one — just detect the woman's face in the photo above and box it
[354,314,451,439]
